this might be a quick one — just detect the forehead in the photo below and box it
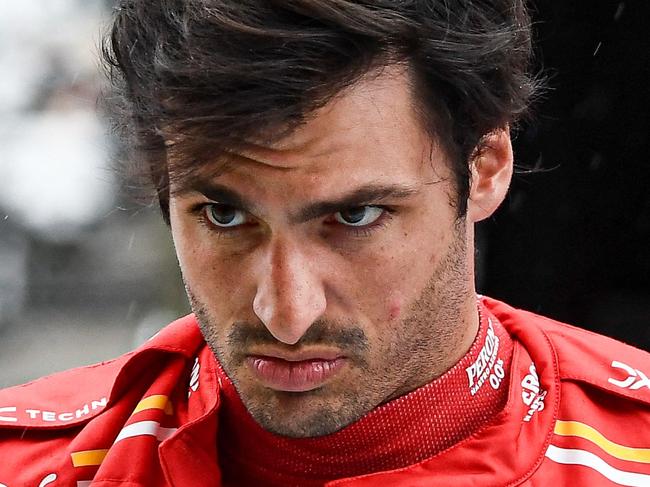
[171,66,447,199]
[242,67,423,164]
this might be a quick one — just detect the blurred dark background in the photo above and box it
[0,0,647,387]
[479,0,650,349]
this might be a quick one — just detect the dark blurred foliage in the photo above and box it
[480,1,650,349]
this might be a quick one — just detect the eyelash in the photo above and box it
[190,203,250,239]
[190,203,395,239]
[325,207,394,238]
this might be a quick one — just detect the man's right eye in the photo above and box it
[204,204,247,228]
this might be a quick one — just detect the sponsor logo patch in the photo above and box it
[188,357,200,397]
[521,363,546,422]
[466,319,505,395]
[608,360,650,392]
[0,397,107,424]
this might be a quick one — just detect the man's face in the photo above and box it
[169,68,479,438]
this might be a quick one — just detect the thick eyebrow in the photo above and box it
[182,182,259,214]
[290,183,419,224]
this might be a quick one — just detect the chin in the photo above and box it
[242,388,359,438]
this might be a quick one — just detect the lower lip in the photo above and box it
[246,356,346,392]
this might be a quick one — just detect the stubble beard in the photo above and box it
[185,221,473,438]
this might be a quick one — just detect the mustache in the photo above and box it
[226,320,369,354]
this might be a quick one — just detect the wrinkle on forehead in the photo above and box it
[232,65,422,171]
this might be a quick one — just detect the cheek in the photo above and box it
[170,211,198,270]
[387,298,402,321]
[171,224,231,300]
[344,246,419,321]
[171,214,228,279]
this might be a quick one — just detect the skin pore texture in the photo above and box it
[169,66,513,438]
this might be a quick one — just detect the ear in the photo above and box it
[466,128,513,223]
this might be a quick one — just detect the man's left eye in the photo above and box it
[334,206,384,227]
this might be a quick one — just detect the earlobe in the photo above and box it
[466,128,514,223]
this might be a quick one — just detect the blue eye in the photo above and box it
[204,204,247,227]
[334,206,384,227]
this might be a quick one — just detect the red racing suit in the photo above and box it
[0,296,649,486]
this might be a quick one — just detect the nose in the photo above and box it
[252,238,327,345]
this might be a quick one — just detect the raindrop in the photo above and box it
[127,231,135,251]
[590,153,603,171]
[125,300,138,322]
[614,2,625,21]
[593,42,602,57]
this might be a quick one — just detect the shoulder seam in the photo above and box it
[1,352,134,392]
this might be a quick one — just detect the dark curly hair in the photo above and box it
[102,0,540,222]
